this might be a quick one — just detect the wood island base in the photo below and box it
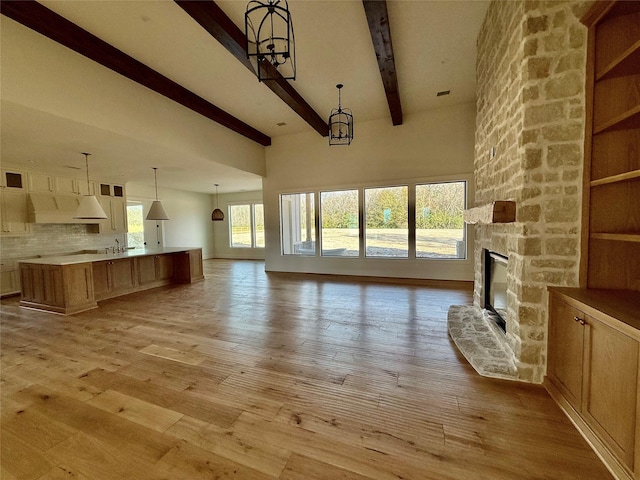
[19,248,204,315]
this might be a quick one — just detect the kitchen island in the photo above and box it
[19,247,204,315]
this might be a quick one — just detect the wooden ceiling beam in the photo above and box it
[175,0,329,137]
[362,0,403,126]
[1,1,271,146]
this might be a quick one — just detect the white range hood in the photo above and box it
[28,193,103,224]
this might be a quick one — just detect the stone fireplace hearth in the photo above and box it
[447,305,517,380]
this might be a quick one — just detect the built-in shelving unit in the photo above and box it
[584,0,640,292]
[546,4,640,480]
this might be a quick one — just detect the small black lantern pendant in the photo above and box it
[329,84,354,146]
[245,0,296,81]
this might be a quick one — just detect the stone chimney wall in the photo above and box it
[473,0,592,383]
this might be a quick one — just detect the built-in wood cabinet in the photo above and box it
[92,258,136,301]
[174,249,204,284]
[19,262,97,315]
[19,249,203,314]
[547,288,640,480]
[546,5,640,479]
[1,259,20,297]
[136,254,175,287]
[582,0,640,292]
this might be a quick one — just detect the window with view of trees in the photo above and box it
[320,190,359,256]
[279,180,467,260]
[229,203,264,248]
[416,181,466,258]
[126,203,145,249]
[253,204,265,248]
[280,193,315,255]
[365,186,408,257]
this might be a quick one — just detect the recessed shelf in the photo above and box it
[591,232,640,243]
[591,169,640,187]
[593,104,640,134]
[596,40,640,80]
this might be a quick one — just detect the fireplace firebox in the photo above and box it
[484,250,507,333]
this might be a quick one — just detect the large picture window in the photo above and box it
[320,190,359,256]
[365,186,408,257]
[279,180,467,260]
[229,203,264,249]
[415,181,466,258]
[280,192,315,255]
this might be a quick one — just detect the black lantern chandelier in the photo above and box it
[329,84,353,146]
[245,0,296,81]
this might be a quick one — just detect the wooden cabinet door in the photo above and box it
[547,297,585,410]
[92,261,110,298]
[137,255,157,285]
[109,258,135,293]
[582,317,638,469]
[189,249,203,280]
[156,254,174,281]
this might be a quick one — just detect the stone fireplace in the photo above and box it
[463,0,592,383]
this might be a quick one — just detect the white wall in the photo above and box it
[126,182,214,259]
[211,190,265,260]
[263,102,477,281]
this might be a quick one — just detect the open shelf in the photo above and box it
[591,169,640,187]
[596,40,640,80]
[591,232,640,243]
[593,105,640,134]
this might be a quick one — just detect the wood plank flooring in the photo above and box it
[1,259,613,479]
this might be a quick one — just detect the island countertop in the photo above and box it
[18,247,199,266]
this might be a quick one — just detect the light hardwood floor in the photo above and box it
[1,259,613,479]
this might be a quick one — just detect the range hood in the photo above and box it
[28,193,103,224]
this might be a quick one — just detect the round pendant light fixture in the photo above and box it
[211,184,224,221]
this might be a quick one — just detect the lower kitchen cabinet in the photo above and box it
[19,262,97,315]
[174,249,205,283]
[136,253,174,287]
[547,288,640,480]
[92,258,136,301]
[1,258,20,297]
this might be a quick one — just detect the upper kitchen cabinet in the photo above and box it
[1,169,25,190]
[55,176,97,196]
[0,189,30,235]
[99,183,127,234]
[27,172,55,192]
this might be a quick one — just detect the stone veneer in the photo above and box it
[473,0,592,383]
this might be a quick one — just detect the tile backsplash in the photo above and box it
[1,224,127,260]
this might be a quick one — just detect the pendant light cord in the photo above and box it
[153,167,159,200]
[83,152,91,192]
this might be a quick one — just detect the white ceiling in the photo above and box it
[0,0,489,194]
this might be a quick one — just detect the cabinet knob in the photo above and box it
[579,318,586,326]
[573,316,580,322]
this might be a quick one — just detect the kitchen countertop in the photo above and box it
[18,247,199,266]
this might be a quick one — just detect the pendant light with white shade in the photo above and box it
[74,152,108,219]
[211,184,224,221]
[146,167,170,221]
